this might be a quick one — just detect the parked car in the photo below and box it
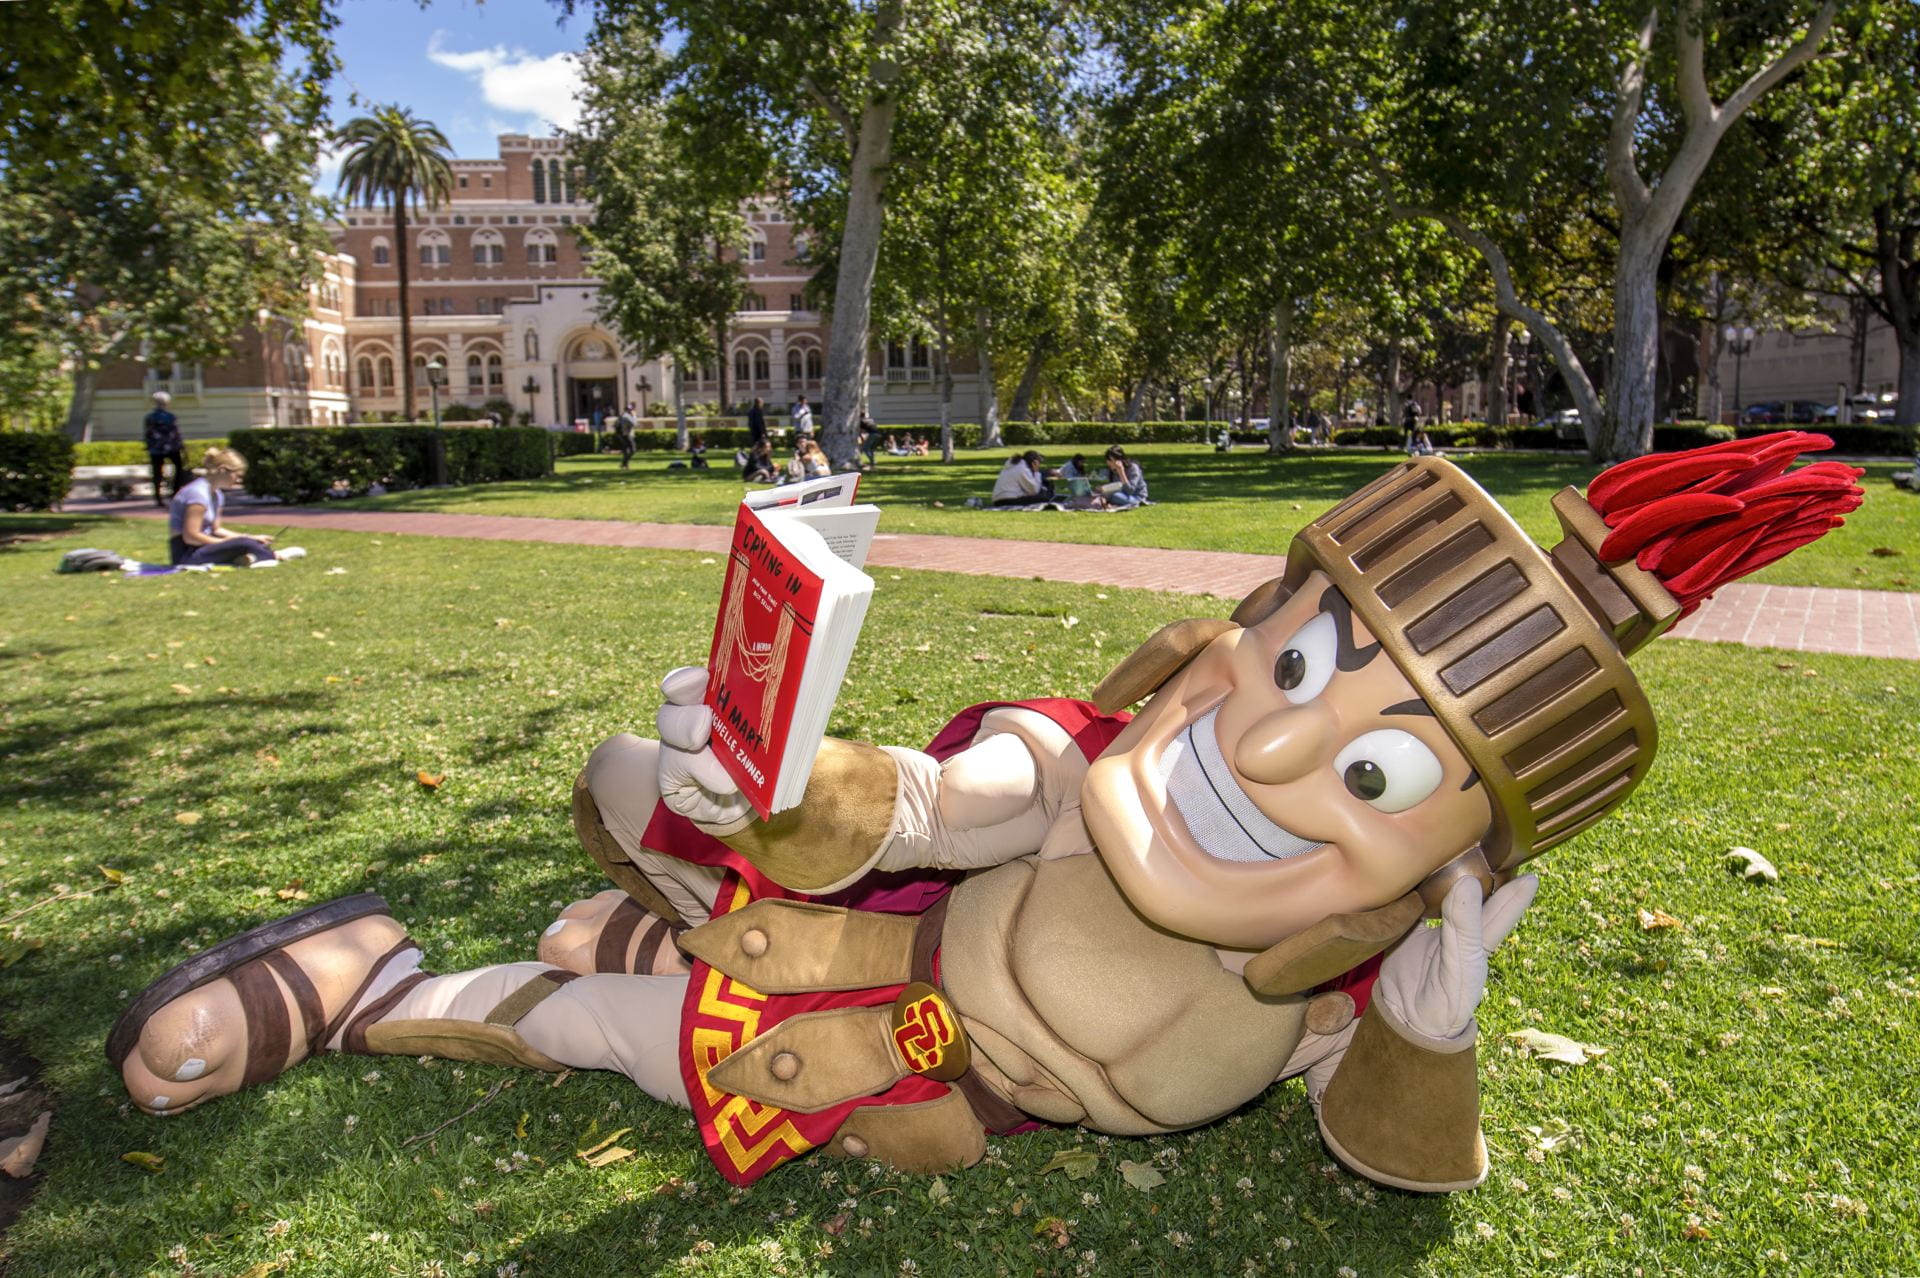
[1534,408,1584,442]
[1816,393,1898,423]
[1740,400,1827,425]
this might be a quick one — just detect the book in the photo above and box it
[704,479,881,818]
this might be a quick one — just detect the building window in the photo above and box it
[378,356,394,389]
[524,329,539,361]
[467,354,484,395]
[753,349,770,381]
[806,348,822,381]
[357,356,374,391]
[749,239,766,263]
[789,293,805,311]
[787,349,803,383]
[418,230,452,266]
[526,229,558,264]
[734,349,751,385]
[371,239,391,266]
[743,294,766,312]
[483,175,492,188]
[487,354,503,389]
[285,342,310,389]
[887,341,906,374]
[458,176,469,189]
[532,160,546,203]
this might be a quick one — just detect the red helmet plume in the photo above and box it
[1585,432,1865,616]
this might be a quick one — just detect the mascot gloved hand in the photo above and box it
[1378,874,1539,1046]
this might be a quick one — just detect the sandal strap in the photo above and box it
[340,969,432,1055]
[231,960,291,1089]
[262,950,326,1055]
[593,898,652,974]
[485,969,580,1028]
[637,916,688,975]
[322,937,421,1051]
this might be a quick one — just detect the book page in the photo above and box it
[742,472,861,512]
[775,504,880,570]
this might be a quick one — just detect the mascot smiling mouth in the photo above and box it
[1157,708,1325,864]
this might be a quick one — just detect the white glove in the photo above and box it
[1376,874,1538,1046]
[654,666,755,831]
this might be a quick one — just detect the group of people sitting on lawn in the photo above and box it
[988,446,1150,510]
[736,435,833,485]
[884,434,931,456]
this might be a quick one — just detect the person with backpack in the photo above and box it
[613,408,637,470]
[143,392,185,507]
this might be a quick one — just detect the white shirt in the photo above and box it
[990,459,1042,501]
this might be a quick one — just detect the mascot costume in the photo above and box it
[109,435,1862,1192]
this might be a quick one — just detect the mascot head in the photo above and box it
[1079,435,1863,981]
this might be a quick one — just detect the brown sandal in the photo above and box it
[106,894,427,1080]
[592,897,688,975]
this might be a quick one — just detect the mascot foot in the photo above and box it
[107,894,421,1116]
[538,889,688,976]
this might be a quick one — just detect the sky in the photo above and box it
[314,0,595,192]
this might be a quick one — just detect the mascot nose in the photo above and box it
[1234,704,1337,785]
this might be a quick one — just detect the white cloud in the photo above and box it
[427,31,583,133]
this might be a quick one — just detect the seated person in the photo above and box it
[1411,428,1438,457]
[885,433,909,455]
[168,448,279,567]
[1215,427,1234,452]
[990,450,1054,506]
[741,439,778,483]
[911,435,930,456]
[1099,446,1151,509]
[783,439,832,484]
[689,435,709,470]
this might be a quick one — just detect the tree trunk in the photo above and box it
[1487,317,1509,427]
[820,16,904,470]
[1898,334,1920,432]
[1267,298,1294,452]
[63,364,98,442]
[936,308,955,463]
[396,200,416,422]
[1124,380,1149,422]
[976,310,1000,448]
[715,312,730,418]
[1601,233,1662,460]
[1384,342,1404,434]
[1008,341,1045,422]
[673,362,689,450]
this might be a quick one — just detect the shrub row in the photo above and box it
[1735,423,1914,454]
[72,438,229,468]
[228,427,552,503]
[0,432,76,511]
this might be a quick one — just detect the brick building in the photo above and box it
[89,133,982,440]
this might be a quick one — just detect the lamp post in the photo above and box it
[1202,374,1214,444]
[425,358,445,428]
[522,375,539,426]
[1723,324,1756,423]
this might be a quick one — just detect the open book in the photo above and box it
[704,474,881,817]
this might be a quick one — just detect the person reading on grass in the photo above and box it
[167,449,287,568]
[1099,446,1150,508]
[990,450,1054,505]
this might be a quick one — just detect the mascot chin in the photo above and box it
[109,436,1862,1192]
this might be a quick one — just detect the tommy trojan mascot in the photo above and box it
[111,436,1862,1192]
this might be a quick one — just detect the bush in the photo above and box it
[0,431,75,511]
[1653,422,1736,451]
[228,427,553,503]
[1736,422,1914,454]
[439,404,487,422]
[72,438,228,468]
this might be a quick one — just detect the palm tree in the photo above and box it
[335,106,454,422]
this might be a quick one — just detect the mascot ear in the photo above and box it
[1091,618,1235,714]
[1229,576,1292,628]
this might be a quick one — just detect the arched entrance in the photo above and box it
[563,331,622,426]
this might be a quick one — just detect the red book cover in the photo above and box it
[704,503,823,818]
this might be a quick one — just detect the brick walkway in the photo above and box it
[100,501,1919,660]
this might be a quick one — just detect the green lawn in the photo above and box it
[335,446,1920,594]
[1,515,1916,1277]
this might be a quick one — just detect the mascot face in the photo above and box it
[1082,572,1493,951]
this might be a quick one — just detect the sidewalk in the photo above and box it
[97,500,1920,661]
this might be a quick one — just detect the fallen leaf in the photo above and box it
[1727,847,1780,883]
[1637,908,1683,931]
[121,1150,165,1173]
[1039,1148,1100,1180]
[416,771,445,790]
[515,1112,529,1140]
[1034,1216,1073,1249]
[173,812,201,826]
[256,748,281,769]
[585,1146,632,1167]
[98,864,127,883]
[234,1262,281,1278]
[310,631,328,640]
[927,1176,950,1205]
[1118,1159,1166,1190]
[1869,546,1900,557]
[0,1112,51,1179]
[169,683,194,696]
[578,1128,632,1161]
[276,887,309,901]
[1683,1220,1713,1240]
[1522,1117,1584,1153]
[1509,1029,1608,1066]
[363,860,388,877]
[821,1212,851,1236]
[0,939,43,968]
[1773,661,1796,671]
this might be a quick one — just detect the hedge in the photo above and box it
[1736,423,1914,454]
[228,426,552,503]
[72,438,228,468]
[0,432,76,511]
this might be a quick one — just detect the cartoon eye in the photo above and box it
[1274,612,1337,704]
[1333,729,1444,813]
